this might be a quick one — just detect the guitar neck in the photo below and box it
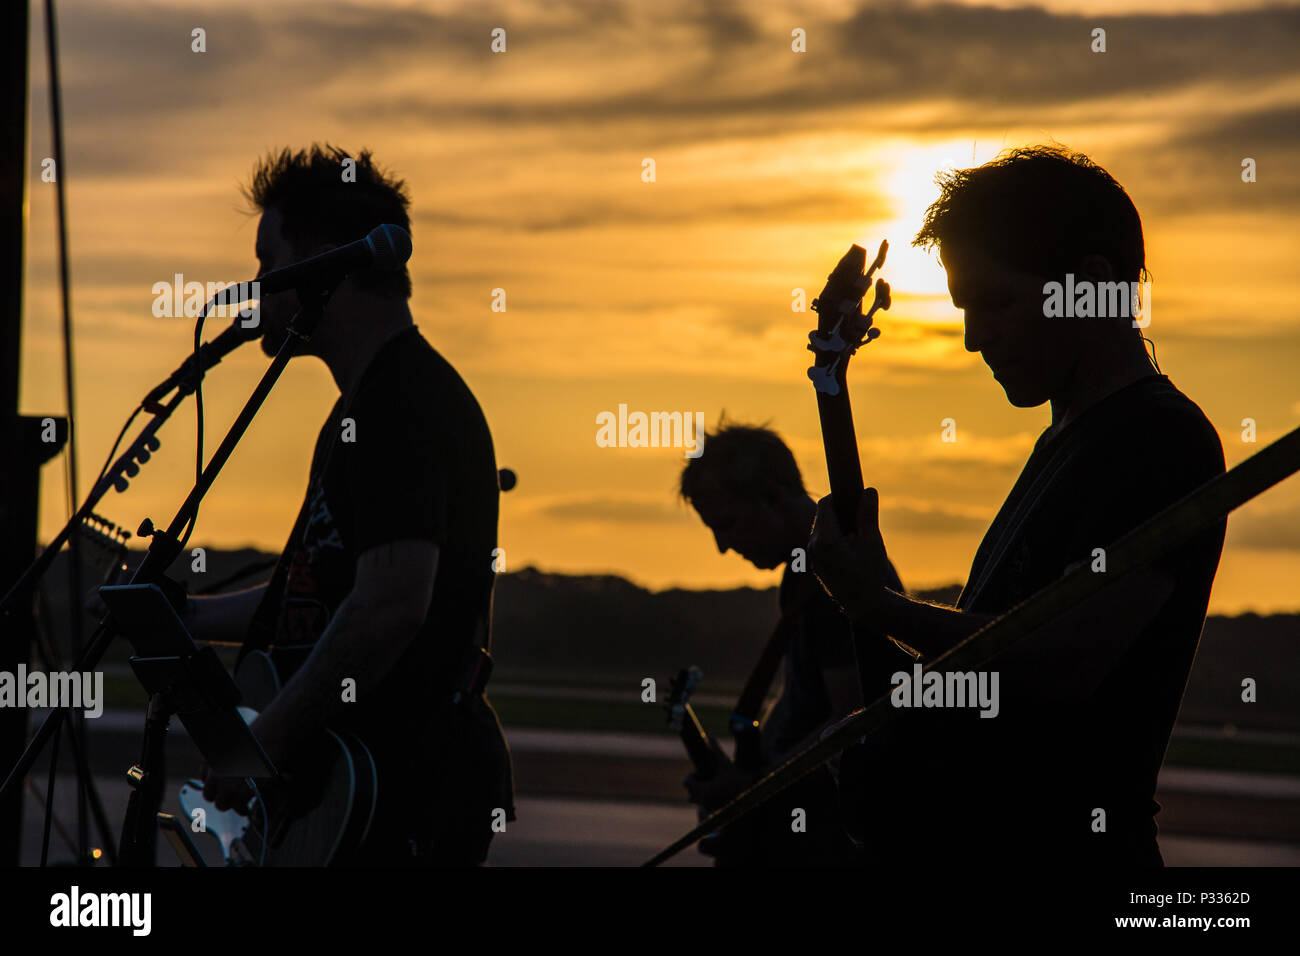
[817,378,915,655]
[678,702,719,776]
[816,386,865,534]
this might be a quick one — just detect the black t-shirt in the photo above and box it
[858,374,1225,866]
[247,326,513,858]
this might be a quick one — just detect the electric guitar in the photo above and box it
[178,650,378,866]
[807,240,919,650]
[664,667,750,862]
[664,659,779,865]
[48,513,130,663]
[665,667,721,776]
[74,513,132,591]
[808,241,921,842]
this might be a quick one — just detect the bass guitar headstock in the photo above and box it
[665,666,703,733]
[807,239,891,396]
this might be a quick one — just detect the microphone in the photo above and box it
[146,224,413,404]
[213,223,412,302]
[143,318,263,406]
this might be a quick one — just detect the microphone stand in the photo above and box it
[0,280,337,865]
[0,379,190,868]
[0,309,222,864]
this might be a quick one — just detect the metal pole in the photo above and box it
[0,0,67,867]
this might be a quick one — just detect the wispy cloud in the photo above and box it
[21,0,1300,613]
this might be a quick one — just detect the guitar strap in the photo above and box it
[732,613,799,724]
[453,613,495,704]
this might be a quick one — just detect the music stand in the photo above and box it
[99,584,275,866]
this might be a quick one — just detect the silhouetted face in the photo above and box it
[688,471,791,571]
[942,245,1079,408]
[254,207,306,357]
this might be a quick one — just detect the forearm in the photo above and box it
[251,589,421,766]
[856,589,994,661]
[184,585,267,645]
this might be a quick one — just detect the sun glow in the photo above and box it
[864,140,1008,322]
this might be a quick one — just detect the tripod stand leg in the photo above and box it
[33,589,118,864]
[60,709,117,864]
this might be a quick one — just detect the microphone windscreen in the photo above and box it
[366,224,413,271]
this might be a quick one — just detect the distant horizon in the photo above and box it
[57,544,1300,618]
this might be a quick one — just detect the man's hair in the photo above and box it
[679,420,805,505]
[912,145,1147,286]
[243,144,412,299]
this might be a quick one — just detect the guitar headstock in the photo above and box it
[665,666,703,732]
[75,512,132,588]
[807,239,891,396]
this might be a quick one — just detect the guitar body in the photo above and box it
[178,650,378,866]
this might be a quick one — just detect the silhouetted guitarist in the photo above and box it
[809,146,1225,867]
[680,422,900,865]
[194,145,513,866]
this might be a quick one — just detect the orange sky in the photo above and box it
[19,0,1300,613]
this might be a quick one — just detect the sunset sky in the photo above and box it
[19,0,1300,613]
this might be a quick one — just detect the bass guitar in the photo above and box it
[807,240,921,843]
[663,666,752,862]
[808,240,891,533]
[665,614,799,863]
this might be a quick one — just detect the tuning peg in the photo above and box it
[864,239,889,283]
[807,364,842,396]
[113,477,129,493]
[136,448,151,463]
[124,461,140,478]
[863,280,892,327]
[145,437,161,451]
[137,518,156,538]
[808,328,846,354]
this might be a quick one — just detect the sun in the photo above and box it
[861,140,1005,320]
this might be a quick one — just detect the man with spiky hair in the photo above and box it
[679,421,910,865]
[194,145,513,866]
[809,146,1225,867]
